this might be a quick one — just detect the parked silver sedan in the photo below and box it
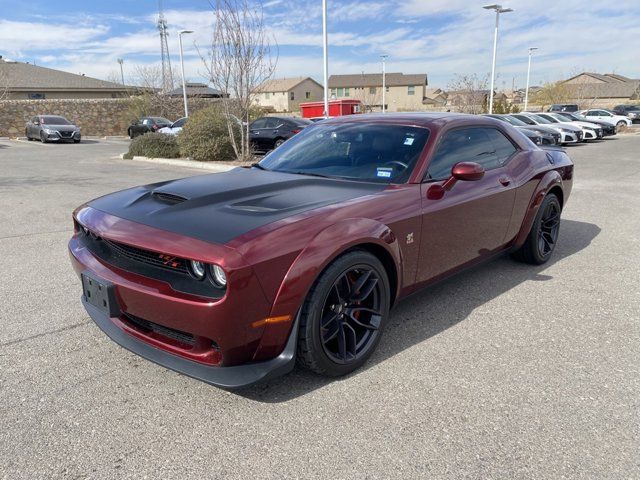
[25,115,81,143]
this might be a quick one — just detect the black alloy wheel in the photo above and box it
[511,193,561,265]
[40,131,48,143]
[537,200,560,258]
[274,138,285,148]
[297,250,390,376]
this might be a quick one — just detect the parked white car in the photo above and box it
[512,113,581,144]
[536,113,603,140]
[580,109,632,128]
[158,117,187,135]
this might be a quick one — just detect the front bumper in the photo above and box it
[42,130,81,141]
[559,131,578,144]
[81,296,298,389]
[69,206,300,388]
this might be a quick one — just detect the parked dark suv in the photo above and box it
[25,115,81,143]
[547,104,579,112]
[612,105,640,122]
[127,117,173,138]
[249,116,312,151]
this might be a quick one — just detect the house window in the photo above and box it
[265,92,271,99]
[290,91,295,100]
[337,87,344,97]
[344,88,350,97]
[407,85,415,95]
[330,88,337,96]
[369,87,376,94]
[385,86,389,92]
[305,91,311,99]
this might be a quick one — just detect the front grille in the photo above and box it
[102,238,189,274]
[59,131,73,138]
[122,313,195,346]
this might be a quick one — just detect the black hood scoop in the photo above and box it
[89,168,385,244]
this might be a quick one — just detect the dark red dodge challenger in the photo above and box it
[69,113,573,388]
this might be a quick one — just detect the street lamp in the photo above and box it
[483,4,513,114]
[524,47,538,111]
[178,30,194,118]
[117,58,125,85]
[381,54,388,113]
[322,0,329,117]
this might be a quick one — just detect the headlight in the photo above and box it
[560,128,571,133]
[210,264,227,287]
[189,260,206,280]
[43,128,56,134]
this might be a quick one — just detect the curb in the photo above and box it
[122,154,238,172]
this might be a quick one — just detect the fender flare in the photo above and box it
[251,217,401,361]
[512,170,563,250]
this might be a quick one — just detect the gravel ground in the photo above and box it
[0,136,638,479]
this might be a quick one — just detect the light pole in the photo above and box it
[322,0,329,117]
[178,30,193,118]
[381,54,388,113]
[483,4,513,114]
[524,47,538,111]
[117,58,125,85]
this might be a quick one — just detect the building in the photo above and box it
[254,77,324,112]
[560,72,640,106]
[328,73,429,112]
[0,57,134,99]
[165,83,227,98]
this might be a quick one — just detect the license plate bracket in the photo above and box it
[81,271,121,318]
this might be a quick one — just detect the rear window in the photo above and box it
[151,117,172,124]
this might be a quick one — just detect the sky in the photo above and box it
[1,0,639,90]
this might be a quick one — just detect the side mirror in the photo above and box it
[451,162,485,182]
[33,121,40,126]
[427,162,485,200]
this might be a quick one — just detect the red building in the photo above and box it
[299,99,362,119]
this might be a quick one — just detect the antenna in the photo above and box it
[158,0,174,92]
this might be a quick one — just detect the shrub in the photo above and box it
[123,132,181,159]
[177,106,237,162]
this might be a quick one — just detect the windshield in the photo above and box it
[259,122,430,184]
[501,115,527,126]
[41,116,71,125]
[542,114,562,123]
[528,114,552,124]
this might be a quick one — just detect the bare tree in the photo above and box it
[446,74,490,114]
[353,86,382,113]
[198,0,277,160]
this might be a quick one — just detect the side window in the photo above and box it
[251,118,267,129]
[485,128,517,165]
[174,118,186,128]
[142,118,152,126]
[426,128,499,181]
[264,118,281,129]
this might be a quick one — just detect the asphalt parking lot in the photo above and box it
[1,135,638,479]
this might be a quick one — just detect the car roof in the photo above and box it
[321,112,480,127]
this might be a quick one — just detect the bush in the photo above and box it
[123,132,181,159]
[177,106,237,162]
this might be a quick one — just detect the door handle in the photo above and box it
[499,176,511,186]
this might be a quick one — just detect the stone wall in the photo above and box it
[0,97,220,137]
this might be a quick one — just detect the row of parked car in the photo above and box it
[127,115,313,152]
[485,109,633,146]
[548,103,640,122]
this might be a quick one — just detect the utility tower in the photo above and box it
[158,0,174,92]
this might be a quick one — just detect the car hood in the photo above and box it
[88,167,386,245]
[520,125,558,135]
[570,121,601,130]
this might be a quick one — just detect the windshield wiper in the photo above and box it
[281,170,338,179]
[251,163,269,171]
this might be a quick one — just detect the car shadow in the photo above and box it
[238,219,601,403]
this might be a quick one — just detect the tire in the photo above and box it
[297,250,390,377]
[26,129,32,141]
[511,193,561,265]
[74,139,81,144]
[40,132,48,144]
[274,138,285,148]
[616,120,626,128]
[128,129,135,139]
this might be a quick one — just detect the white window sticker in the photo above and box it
[376,168,393,178]
[404,137,415,146]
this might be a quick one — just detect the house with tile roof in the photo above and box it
[561,72,640,104]
[254,76,324,112]
[0,56,134,99]
[328,73,429,112]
